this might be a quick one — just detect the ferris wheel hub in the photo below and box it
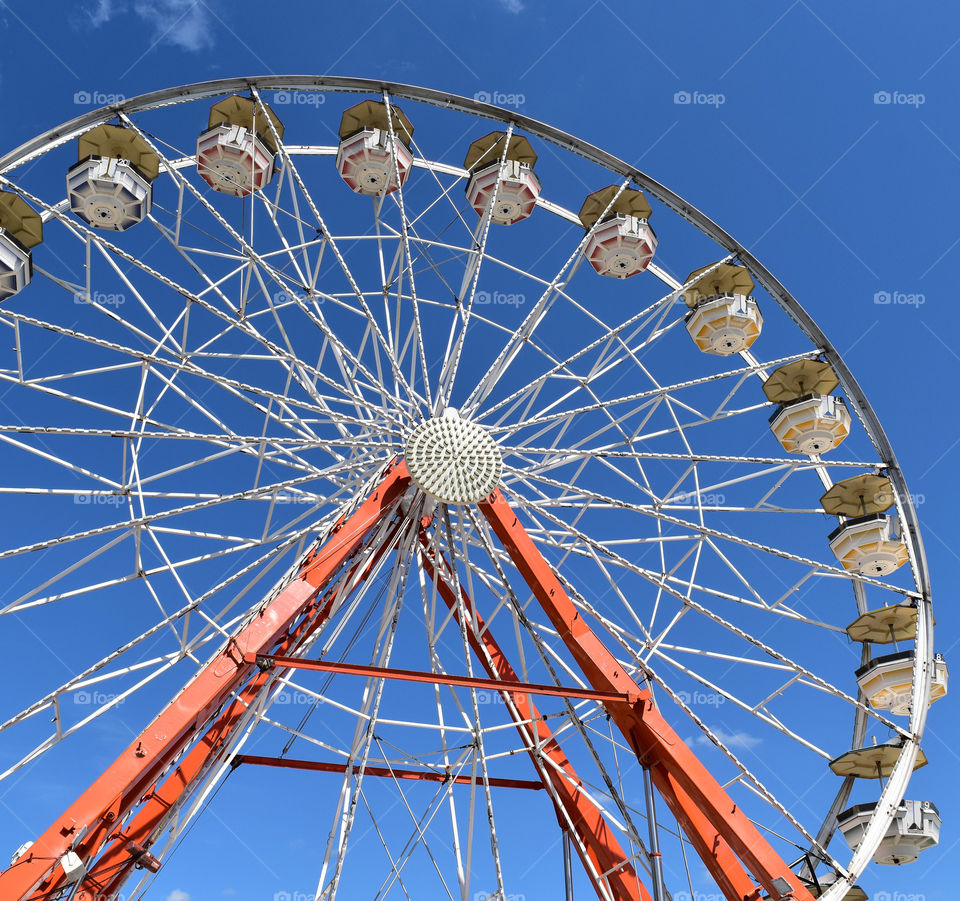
[405,410,502,505]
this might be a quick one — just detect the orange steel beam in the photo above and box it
[234,755,546,791]
[419,539,653,901]
[78,668,275,901]
[1,460,411,901]
[251,654,632,704]
[80,515,406,901]
[478,490,813,901]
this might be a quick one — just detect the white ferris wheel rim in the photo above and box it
[0,76,934,901]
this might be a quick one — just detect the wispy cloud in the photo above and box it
[498,0,524,12]
[694,729,762,751]
[134,0,214,51]
[82,0,216,51]
[166,891,191,901]
[88,0,115,26]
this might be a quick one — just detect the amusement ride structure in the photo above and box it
[0,77,943,901]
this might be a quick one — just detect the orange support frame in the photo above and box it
[79,513,405,901]
[0,460,411,901]
[0,461,815,901]
[478,489,813,901]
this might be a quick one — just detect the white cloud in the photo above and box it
[166,891,191,901]
[83,0,215,51]
[87,0,115,26]
[498,0,524,12]
[133,0,215,51]
[694,729,762,751]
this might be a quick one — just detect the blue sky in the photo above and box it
[0,2,957,900]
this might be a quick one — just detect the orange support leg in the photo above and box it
[0,461,410,901]
[478,489,813,901]
[80,514,407,901]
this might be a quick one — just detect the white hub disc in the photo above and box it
[405,410,502,504]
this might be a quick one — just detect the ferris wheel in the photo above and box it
[0,76,944,901]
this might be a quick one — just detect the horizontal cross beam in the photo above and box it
[250,654,632,704]
[234,755,545,791]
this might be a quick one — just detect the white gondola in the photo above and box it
[838,800,941,865]
[67,158,152,230]
[336,100,414,197]
[769,394,851,454]
[66,125,160,229]
[829,513,908,576]
[196,95,282,196]
[685,292,763,354]
[0,231,31,302]
[682,262,762,354]
[856,650,948,714]
[0,192,42,302]
[579,186,657,278]
[464,135,542,228]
